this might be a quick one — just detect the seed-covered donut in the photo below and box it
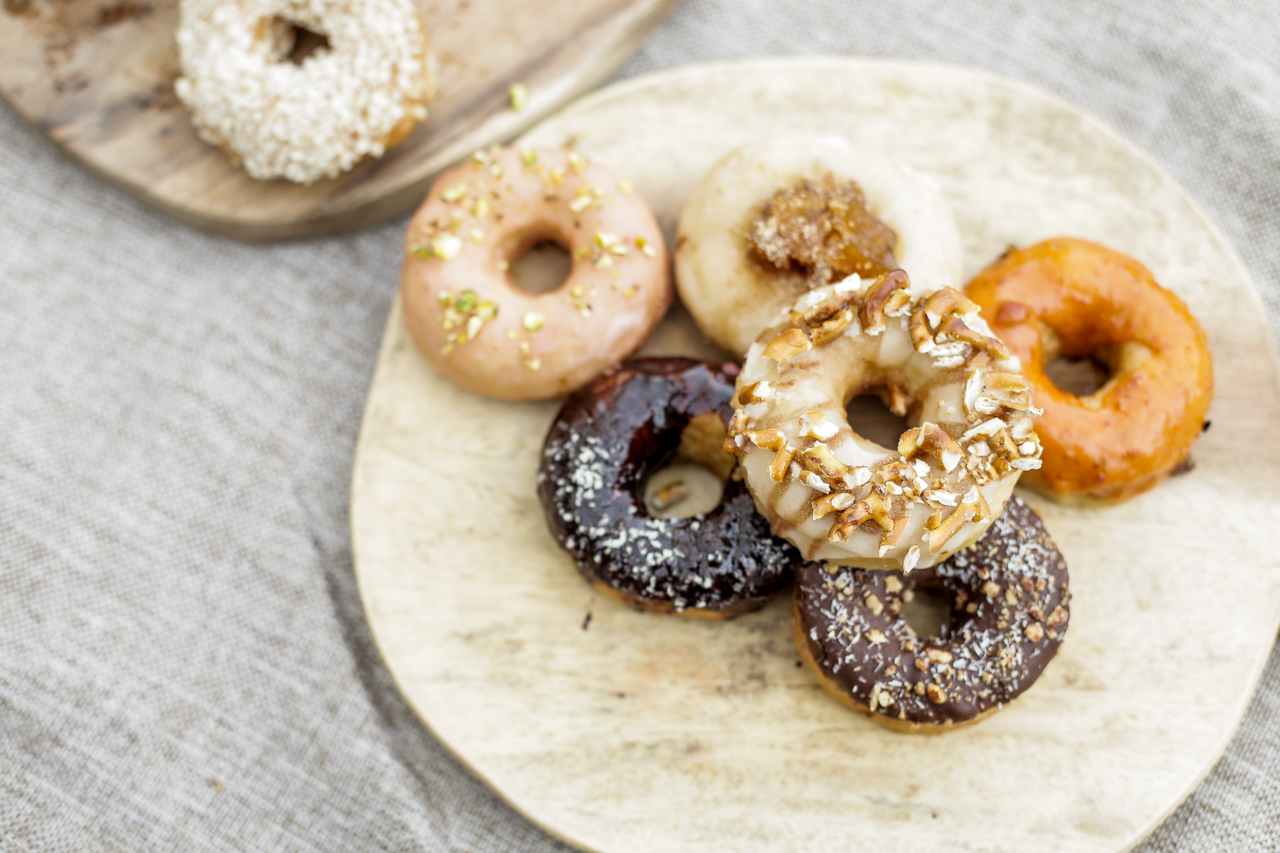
[538,359,803,618]
[175,0,437,183]
[794,496,1070,733]
[402,147,672,401]
[726,271,1043,570]
[965,238,1214,504]
[676,135,963,356]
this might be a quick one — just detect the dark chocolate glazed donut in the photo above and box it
[795,496,1070,731]
[537,358,803,617]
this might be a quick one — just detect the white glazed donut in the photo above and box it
[400,147,672,401]
[175,0,436,183]
[676,135,962,356]
[725,271,1043,570]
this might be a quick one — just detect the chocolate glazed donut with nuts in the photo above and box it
[537,358,805,618]
[794,496,1070,733]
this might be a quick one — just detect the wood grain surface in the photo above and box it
[0,0,677,240]
[351,59,1280,853]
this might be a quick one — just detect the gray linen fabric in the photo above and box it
[2,0,1278,850]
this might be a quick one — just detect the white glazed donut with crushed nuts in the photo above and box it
[175,0,437,183]
[725,270,1043,571]
[676,135,963,356]
[400,147,671,401]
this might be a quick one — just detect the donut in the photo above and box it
[175,0,436,183]
[726,270,1043,570]
[401,147,672,401]
[964,238,1213,504]
[538,358,802,618]
[794,496,1070,733]
[676,135,963,356]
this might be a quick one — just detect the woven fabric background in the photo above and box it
[2,0,1278,850]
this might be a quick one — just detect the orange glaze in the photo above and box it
[965,238,1213,503]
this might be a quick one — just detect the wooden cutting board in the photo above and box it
[0,0,676,240]
[351,59,1280,853]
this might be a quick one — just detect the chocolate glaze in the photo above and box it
[796,496,1070,727]
[537,358,803,616]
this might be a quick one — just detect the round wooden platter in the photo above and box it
[0,0,677,241]
[351,59,1280,853]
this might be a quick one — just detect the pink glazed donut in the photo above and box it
[400,147,672,400]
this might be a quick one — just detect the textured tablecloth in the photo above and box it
[2,0,1278,850]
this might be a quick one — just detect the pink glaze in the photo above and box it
[400,147,672,400]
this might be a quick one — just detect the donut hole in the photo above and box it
[1040,323,1154,408]
[644,464,724,518]
[900,584,953,640]
[641,412,734,519]
[509,240,573,295]
[845,392,910,451]
[261,17,331,65]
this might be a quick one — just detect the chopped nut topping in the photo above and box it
[865,593,884,616]
[812,491,855,519]
[859,269,911,334]
[507,82,528,111]
[1024,622,1045,642]
[762,328,812,362]
[928,501,976,554]
[441,184,468,202]
[800,442,848,479]
[925,683,947,704]
[878,515,909,556]
[745,429,787,451]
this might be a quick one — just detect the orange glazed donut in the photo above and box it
[400,147,671,400]
[965,237,1213,504]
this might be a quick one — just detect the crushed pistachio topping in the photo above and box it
[725,271,1043,565]
[522,312,545,331]
[565,283,593,317]
[437,289,498,355]
[508,83,528,111]
[521,149,538,166]
[567,151,588,173]
[414,233,461,260]
[441,184,468,202]
[618,179,634,196]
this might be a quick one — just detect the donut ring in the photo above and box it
[965,238,1213,504]
[794,496,1070,733]
[175,0,436,183]
[401,147,672,401]
[726,271,1043,570]
[676,135,963,356]
[538,359,802,618]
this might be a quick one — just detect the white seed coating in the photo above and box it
[175,0,436,183]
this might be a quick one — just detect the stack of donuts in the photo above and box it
[399,135,1213,732]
